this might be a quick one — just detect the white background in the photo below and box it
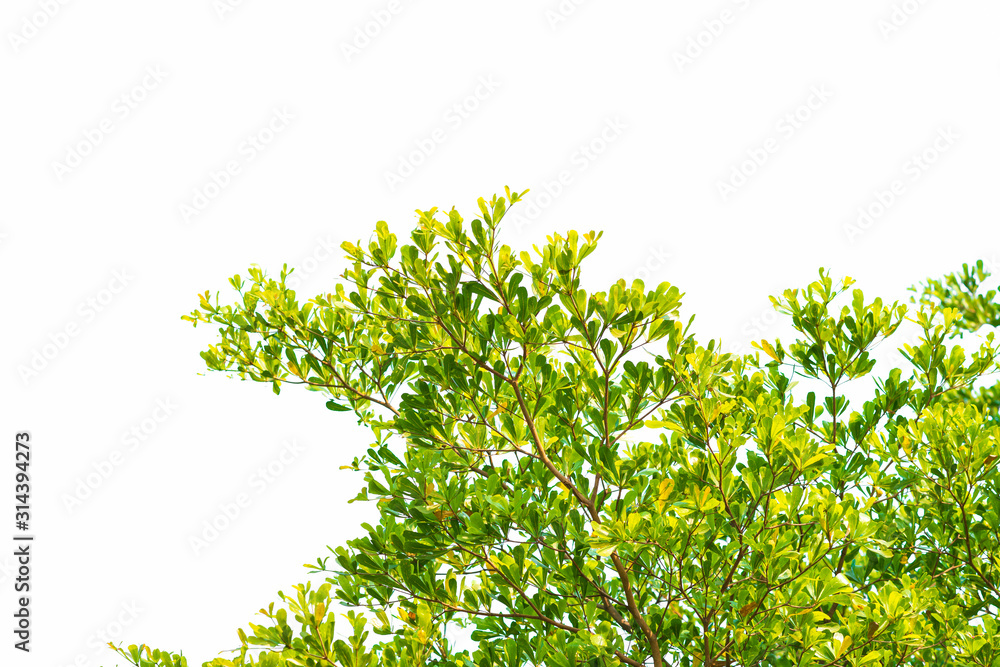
[1,0,999,665]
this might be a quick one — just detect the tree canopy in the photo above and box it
[108,189,1000,667]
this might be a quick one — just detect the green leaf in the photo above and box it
[859,650,882,664]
